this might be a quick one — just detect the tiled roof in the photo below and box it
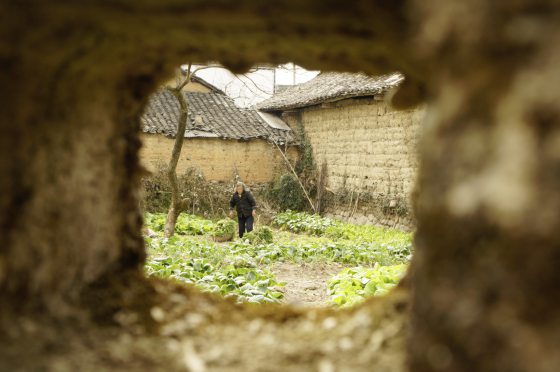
[191,75,226,95]
[256,72,404,112]
[141,89,295,144]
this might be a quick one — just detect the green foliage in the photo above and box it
[262,122,316,213]
[327,264,407,307]
[243,226,274,245]
[267,174,308,211]
[213,219,236,241]
[143,212,413,306]
[272,211,413,265]
[323,224,413,263]
[145,234,285,303]
[273,210,336,234]
[145,212,215,235]
[146,251,283,304]
[263,235,409,266]
[294,121,316,177]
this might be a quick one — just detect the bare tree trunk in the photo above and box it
[315,162,328,214]
[163,65,192,238]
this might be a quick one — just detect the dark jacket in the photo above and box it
[229,191,257,217]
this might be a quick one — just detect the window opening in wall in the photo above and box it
[140,63,421,310]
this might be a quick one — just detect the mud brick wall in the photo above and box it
[140,134,298,184]
[283,98,424,229]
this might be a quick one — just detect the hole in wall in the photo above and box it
[3,3,554,371]
[138,61,420,306]
[131,59,423,370]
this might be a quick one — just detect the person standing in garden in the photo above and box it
[229,181,257,238]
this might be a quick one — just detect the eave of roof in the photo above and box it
[140,89,296,145]
[256,72,404,112]
[190,74,226,95]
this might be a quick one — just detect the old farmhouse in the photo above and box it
[140,75,297,183]
[257,72,424,229]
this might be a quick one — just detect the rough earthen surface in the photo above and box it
[282,99,422,229]
[1,0,560,371]
[140,134,298,183]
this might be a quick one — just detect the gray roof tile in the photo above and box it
[141,89,295,144]
[256,72,404,111]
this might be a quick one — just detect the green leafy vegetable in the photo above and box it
[243,226,274,245]
[212,219,236,242]
[143,212,413,306]
[327,264,407,307]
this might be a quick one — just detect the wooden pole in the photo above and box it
[272,142,316,213]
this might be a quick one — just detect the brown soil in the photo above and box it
[271,262,348,307]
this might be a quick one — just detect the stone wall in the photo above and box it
[140,134,298,184]
[283,97,424,229]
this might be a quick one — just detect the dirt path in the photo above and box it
[270,262,347,307]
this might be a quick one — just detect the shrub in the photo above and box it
[213,219,236,242]
[267,174,308,212]
[243,226,274,245]
[141,164,171,212]
[141,165,232,216]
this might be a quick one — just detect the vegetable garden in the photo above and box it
[145,211,412,307]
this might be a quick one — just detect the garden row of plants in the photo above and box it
[144,211,412,306]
